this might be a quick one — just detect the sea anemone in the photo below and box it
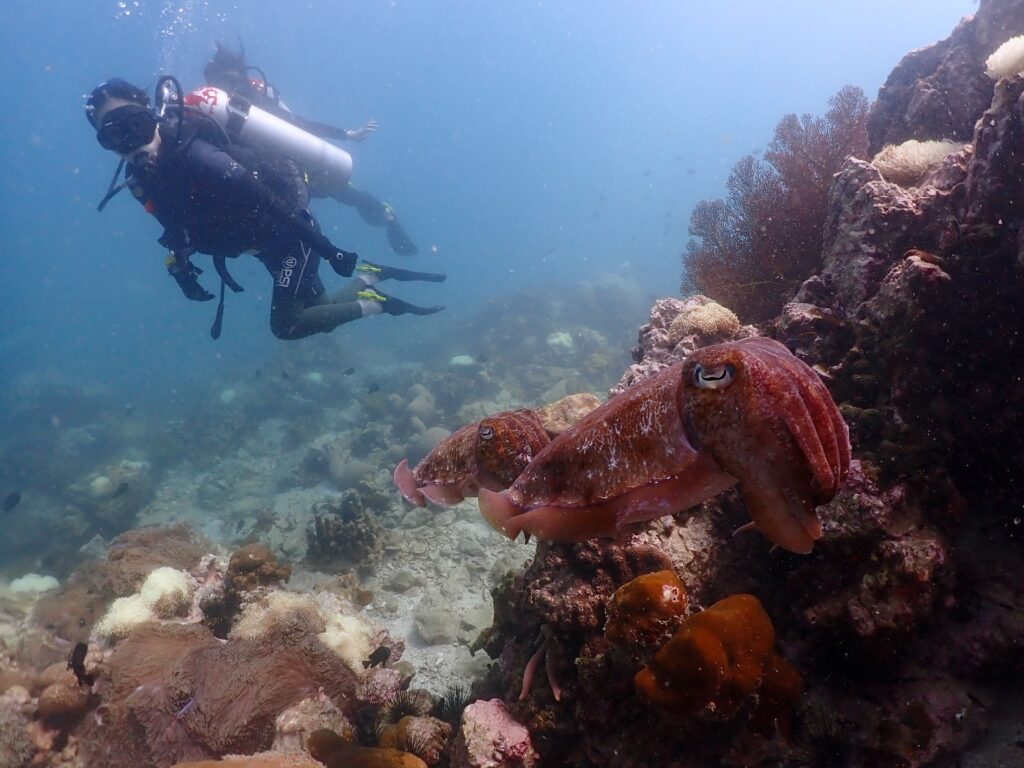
[985,35,1024,80]
[870,139,967,187]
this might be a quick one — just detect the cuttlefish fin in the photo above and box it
[394,460,426,507]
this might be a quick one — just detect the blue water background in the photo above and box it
[0,0,975,415]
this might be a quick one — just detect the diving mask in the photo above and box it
[96,105,157,155]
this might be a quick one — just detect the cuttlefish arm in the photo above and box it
[478,362,739,542]
[394,411,550,508]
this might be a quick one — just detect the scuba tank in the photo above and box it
[184,86,353,188]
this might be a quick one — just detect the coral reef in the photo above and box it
[611,295,756,395]
[870,139,969,187]
[471,6,1024,765]
[227,544,292,597]
[682,86,869,321]
[633,594,780,720]
[867,0,1024,152]
[0,688,33,768]
[306,494,384,574]
[452,699,539,768]
[604,569,688,654]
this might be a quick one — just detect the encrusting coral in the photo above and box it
[308,727,428,768]
[604,569,688,654]
[227,544,292,595]
[665,297,740,345]
[633,594,778,720]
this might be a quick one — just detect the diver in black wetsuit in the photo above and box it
[85,78,444,341]
[204,42,420,257]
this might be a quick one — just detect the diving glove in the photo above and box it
[328,249,358,277]
[166,253,214,302]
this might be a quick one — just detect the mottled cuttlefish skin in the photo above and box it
[478,337,850,554]
[394,410,551,508]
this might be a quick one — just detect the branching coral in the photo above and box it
[682,86,868,321]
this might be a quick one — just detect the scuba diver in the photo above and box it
[85,77,444,341]
[204,42,420,257]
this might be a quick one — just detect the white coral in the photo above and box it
[139,567,194,618]
[318,613,375,673]
[94,595,154,642]
[870,139,966,187]
[986,35,1024,80]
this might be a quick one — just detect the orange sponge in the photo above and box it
[634,594,775,719]
[605,570,689,652]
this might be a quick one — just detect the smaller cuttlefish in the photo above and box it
[394,410,552,508]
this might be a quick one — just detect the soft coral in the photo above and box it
[682,86,869,321]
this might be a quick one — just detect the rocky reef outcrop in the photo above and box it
[472,3,1024,766]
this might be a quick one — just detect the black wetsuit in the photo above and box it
[126,113,363,339]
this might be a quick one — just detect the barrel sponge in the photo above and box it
[870,139,967,187]
[94,594,155,642]
[605,570,689,653]
[139,566,194,619]
[634,593,775,719]
[986,35,1024,80]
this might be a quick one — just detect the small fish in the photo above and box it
[367,382,381,394]
[111,482,130,498]
[363,645,391,669]
[281,370,291,381]
[3,492,20,512]
[342,367,356,376]
[68,642,95,686]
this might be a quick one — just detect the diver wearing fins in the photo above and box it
[86,78,445,341]
[204,42,420,258]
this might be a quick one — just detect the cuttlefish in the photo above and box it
[394,410,551,508]
[478,337,850,554]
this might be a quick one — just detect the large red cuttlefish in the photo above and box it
[478,337,850,554]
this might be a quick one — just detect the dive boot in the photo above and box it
[357,287,444,316]
[357,261,446,283]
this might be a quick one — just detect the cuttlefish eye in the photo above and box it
[693,363,736,390]
[479,425,495,440]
